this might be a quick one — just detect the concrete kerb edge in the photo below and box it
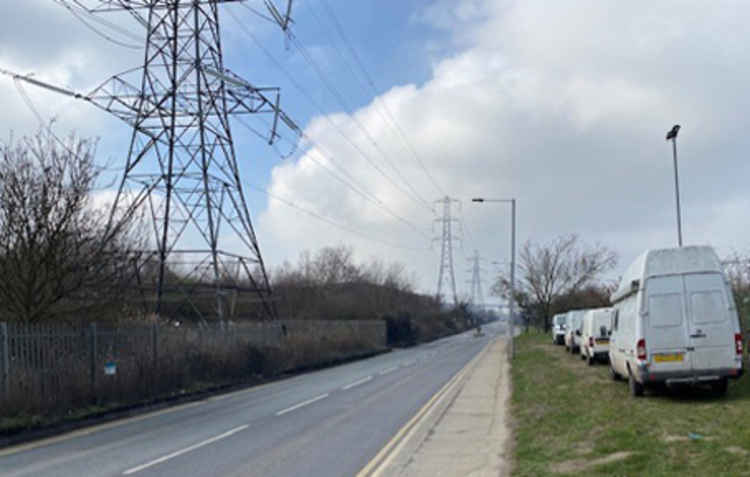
[358,336,499,477]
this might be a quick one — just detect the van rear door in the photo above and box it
[645,276,692,374]
[684,273,735,372]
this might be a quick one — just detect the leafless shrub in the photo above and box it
[0,129,144,323]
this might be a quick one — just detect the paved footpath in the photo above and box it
[372,337,511,477]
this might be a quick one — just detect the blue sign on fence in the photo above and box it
[104,362,117,376]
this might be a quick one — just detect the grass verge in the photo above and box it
[512,331,750,477]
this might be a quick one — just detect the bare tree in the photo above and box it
[0,130,143,322]
[492,234,617,332]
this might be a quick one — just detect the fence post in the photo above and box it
[89,322,97,397]
[152,323,158,370]
[1,322,8,399]
[151,323,158,396]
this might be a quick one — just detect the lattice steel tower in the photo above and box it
[467,250,485,309]
[5,1,300,321]
[434,196,459,306]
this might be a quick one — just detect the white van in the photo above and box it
[564,310,585,354]
[552,313,568,345]
[609,246,744,397]
[579,307,615,365]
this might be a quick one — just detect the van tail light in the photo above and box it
[735,333,743,355]
[636,339,647,361]
[589,337,594,347]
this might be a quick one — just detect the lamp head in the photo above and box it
[666,124,681,140]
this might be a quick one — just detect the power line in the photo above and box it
[285,32,435,213]
[246,182,431,252]
[234,116,432,241]
[228,6,436,217]
[52,0,142,50]
[227,4,434,225]
[316,0,447,197]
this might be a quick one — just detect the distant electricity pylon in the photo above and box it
[2,1,300,321]
[467,250,485,309]
[434,196,460,307]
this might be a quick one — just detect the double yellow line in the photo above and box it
[356,338,494,477]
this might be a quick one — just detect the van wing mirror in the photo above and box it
[575,329,581,336]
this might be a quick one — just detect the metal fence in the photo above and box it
[0,319,386,414]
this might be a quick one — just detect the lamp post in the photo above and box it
[665,124,683,247]
[472,197,516,358]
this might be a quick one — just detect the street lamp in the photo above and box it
[472,197,516,358]
[665,124,683,247]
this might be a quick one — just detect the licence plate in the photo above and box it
[654,353,684,362]
[595,339,609,344]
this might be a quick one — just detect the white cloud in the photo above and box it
[258,0,750,298]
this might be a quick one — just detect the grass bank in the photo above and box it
[511,331,750,477]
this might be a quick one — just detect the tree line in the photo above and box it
[4,130,747,335]
[0,130,473,342]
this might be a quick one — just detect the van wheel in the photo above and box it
[711,378,728,397]
[628,370,644,397]
[610,365,622,381]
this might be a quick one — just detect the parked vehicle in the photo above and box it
[552,313,568,345]
[564,310,585,354]
[609,246,744,397]
[579,307,614,365]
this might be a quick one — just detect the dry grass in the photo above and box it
[0,322,386,434]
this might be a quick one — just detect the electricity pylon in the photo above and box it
[434,196,459,307]
[3,1,300,321]
[467,250,485,310]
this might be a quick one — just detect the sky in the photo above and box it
[2,0,750,304]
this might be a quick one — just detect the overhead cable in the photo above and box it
[316,0,447,197]
[246,182,432,252]
[52,0,142,50]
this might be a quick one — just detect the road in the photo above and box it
[0,322,506,477]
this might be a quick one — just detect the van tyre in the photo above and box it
[711,378,728,397]
[610,365,622,381]
[628,370,644,397]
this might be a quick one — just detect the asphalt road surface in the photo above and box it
[0,322,506,477]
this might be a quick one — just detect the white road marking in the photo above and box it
[122,424,248,475]
[379,366,398,375]
[342,376,373,390]
[275,393,329,416]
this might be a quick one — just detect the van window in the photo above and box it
[691,290,727,324]
[648,293,682,327]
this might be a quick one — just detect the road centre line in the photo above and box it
[122,424,248,475]
[275,393,330,416]
[342,376,373,390]
[379,366,398,375]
